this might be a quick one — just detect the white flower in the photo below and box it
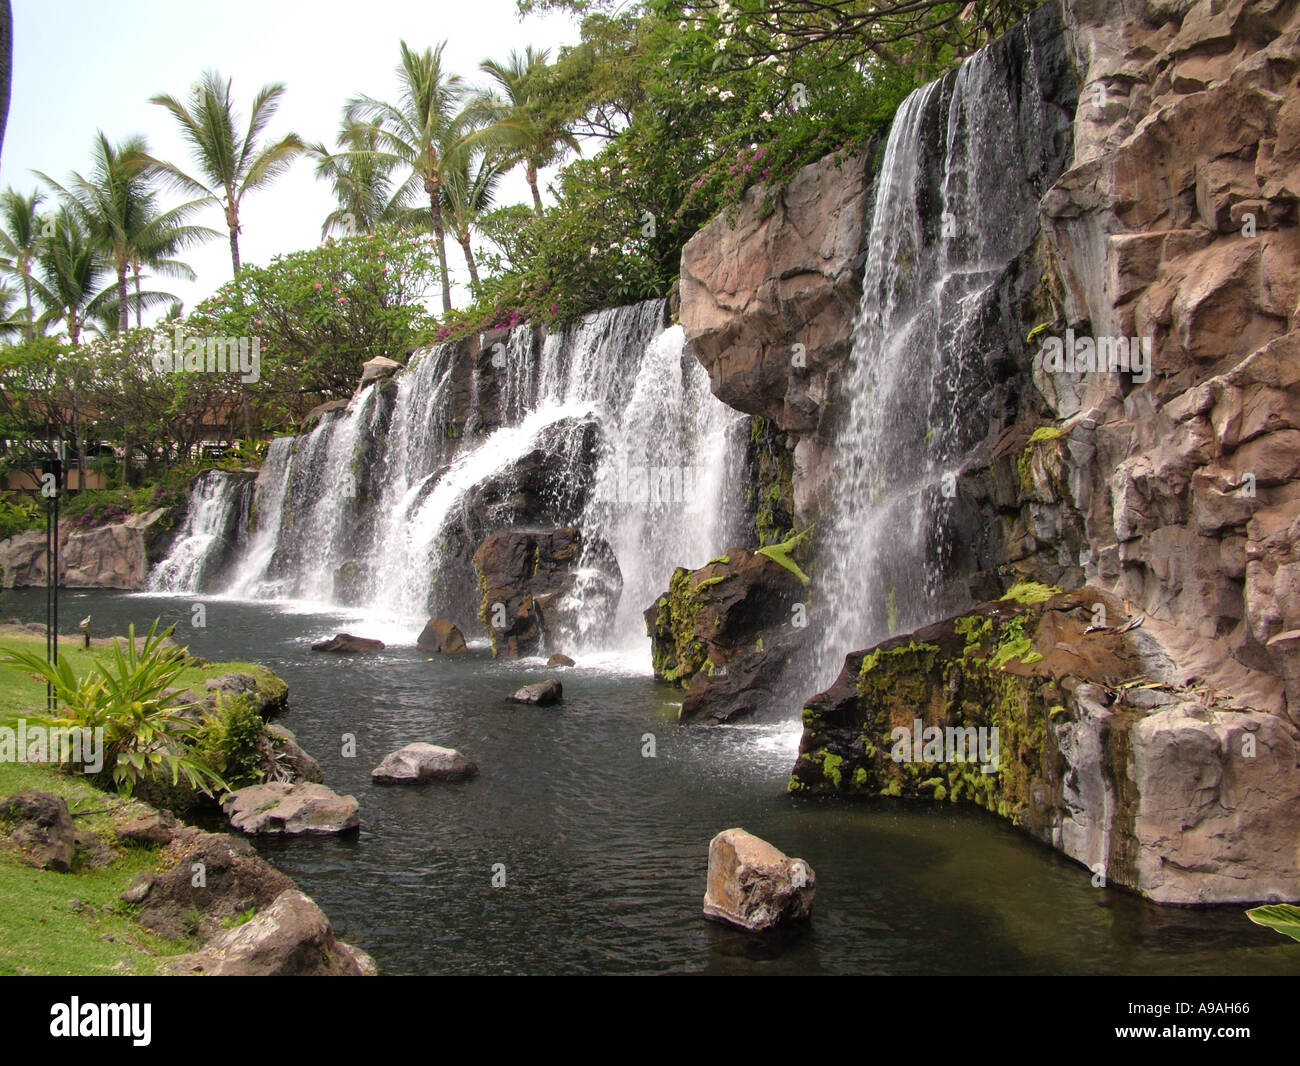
[776,64,787,76]
[589,246,599,256]
[719,89,734,101]
[760,110,773,122]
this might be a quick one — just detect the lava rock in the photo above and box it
[221,782,360,835]
[416,617,469,655]
[311,633,385,654]
[702,828,815,931]
[123,828,296,940]
[116,809,179,847]
[1,791,76,872]
[371,743,478,784]
[166,889,377,976]
[507,679,563,705]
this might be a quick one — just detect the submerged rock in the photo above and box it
[167,889,376,976]
[311,633,385,654]
[417,617,469,654]
[371,743,478,784]
[507,679,563,705]
[702,828,815,931]
[222,782,360,835]
[789,586,1300,904]
[1,791,76,872]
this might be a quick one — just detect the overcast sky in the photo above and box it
[2,0,584,316]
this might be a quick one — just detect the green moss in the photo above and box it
[1027,426,1064,445]
[755,527,813,586]
[853,766,869,788]
[820,752,843,788]
[886,586,898,636]
[1000,581,1061,605]
[707,554,730,565]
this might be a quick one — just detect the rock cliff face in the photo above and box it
[681,147,874,529]
[1041,0,1300,719]
[0,508,174,590]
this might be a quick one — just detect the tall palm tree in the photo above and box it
[346,41,467,312]
[125,188,215,327]
[475,47,579,214]
[0,188,45,339]
[149,71,304,281]
[310,116,421,238]
[37,132,158,332]
[440,145,502,293]
[29,207,110,344]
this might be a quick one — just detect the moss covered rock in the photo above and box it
[789,586,1300,904]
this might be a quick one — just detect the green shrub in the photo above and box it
[0,620,226,800]
[191,695,271,791]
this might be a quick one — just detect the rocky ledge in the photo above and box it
[789,584,1300,904]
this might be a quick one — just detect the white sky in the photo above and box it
[2,0,584,316]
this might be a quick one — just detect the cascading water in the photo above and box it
[147,470,253,592]
[814,18,1070,686]
[152,299,745,655]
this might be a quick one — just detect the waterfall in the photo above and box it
[148,470,253,593]
[151,299,744,654]
[814,19,1067,685]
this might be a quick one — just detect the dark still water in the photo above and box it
[6,588,1298,976]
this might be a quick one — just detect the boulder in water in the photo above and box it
[547,653,575,667]
[416,618,469,655]
[702,828,816,931]
[371,743,478,784]
[311,633,385,654]
[507,679,563,705]
[221,782,359,835]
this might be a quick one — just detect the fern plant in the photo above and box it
[2,620,227,799]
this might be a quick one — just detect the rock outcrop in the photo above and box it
[311,633,385,654]
[702,828,816,931]
[0,791,76,872]
[167,889,377,976]
[645,542,812,722]
[681,147,874,528]
[474,527,620,658]
[790,586,1300,904]
[0,508,175,590]
[507,679,563,705]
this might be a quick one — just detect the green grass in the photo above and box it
[0,629,273,975]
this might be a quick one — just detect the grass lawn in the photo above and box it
[0,627,276,975]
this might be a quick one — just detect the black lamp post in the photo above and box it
[44,439,61,711]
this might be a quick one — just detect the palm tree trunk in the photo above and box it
[133,268,142,329]
[22,270,32,342]
[228,226,241,278]
[429,192,452,313]
[526,161,543,214]
[458,232,480,292]
[117,264,129,333]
